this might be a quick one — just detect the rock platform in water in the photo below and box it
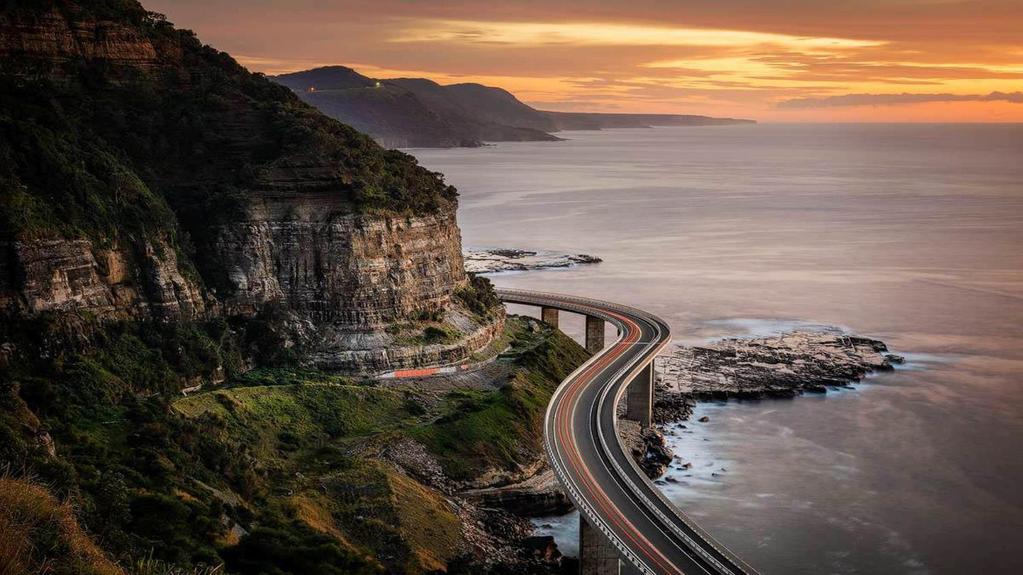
[464,248,601,274]
[656,330,904,406]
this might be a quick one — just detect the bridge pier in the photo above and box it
[541,306,560,328]
[585,316,605,353]
[580,515,623,575]
[625,363,653,427]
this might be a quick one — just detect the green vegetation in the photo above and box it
[0,477,123,575]
[0,315,587,574]
[385,320,464,346]
[1,0,459,302]
[221,523,380,575]
[456,274,503,319]
[411,325,588,479]
[0,2,558,574]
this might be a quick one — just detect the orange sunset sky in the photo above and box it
[147,0,1023,122]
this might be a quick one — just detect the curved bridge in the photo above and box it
[497,288,759,575]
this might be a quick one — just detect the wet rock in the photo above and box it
[617,419,674,478]
[698,416,710,423]
[521,535,561,562]
[467,468,572,517]
[464,248,602,274]
[655,330,900,409]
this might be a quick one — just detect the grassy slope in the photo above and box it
[0,477,124,575]
[411,327,587,480]
[0,314,586,573]
[163,316,586,572]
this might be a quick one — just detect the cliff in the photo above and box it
[273,65,754,148]
[0,1,502,372]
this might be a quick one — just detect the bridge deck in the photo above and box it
[497,288,759,575]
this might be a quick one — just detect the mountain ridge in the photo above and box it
[273,65,755,148]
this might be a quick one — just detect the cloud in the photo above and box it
[777,91,1023,108]
[392,20,881,50]
[146,0,1023,120]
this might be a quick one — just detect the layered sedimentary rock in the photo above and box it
[214,193,464,325]
[463,248,602,274]
[0,1,502,373]
[1,237,202,320]
[0,6,163,74]
[657,330,904,400]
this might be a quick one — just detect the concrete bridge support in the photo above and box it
[580,515,623,575]
[625,363,653,426]
[585,316,605,353]
[541,306,560,329]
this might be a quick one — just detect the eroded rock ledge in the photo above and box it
[658,330,903,404]
[624,330,903,478]
[464,248,601,274]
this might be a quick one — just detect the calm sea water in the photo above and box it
[411,124,1023,574]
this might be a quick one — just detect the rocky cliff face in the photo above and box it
[0,0,502,373]
[0,5,164,75]
[209,191,502,371]
[0,236,203,320]
[213,192,464,326]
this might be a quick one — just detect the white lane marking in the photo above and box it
[501,291,756,575]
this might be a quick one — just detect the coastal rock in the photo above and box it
[618,419,675,479]
[466,467,572,517]
[520,535,562,562]
[657,330,898,402]
[653,384,695,422]
[649,329,901,429]
[464,248,602,274]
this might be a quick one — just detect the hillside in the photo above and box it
[0,1,585,574]
[275,67,560,148]
[0,0,506,373]
[273,65,754,148]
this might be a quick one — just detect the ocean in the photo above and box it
[411,124,1023,574]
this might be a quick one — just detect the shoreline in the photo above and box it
[527,327,905,559]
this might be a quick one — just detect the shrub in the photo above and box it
[222,525,380,575]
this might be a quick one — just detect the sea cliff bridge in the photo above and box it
[497,289,760,575]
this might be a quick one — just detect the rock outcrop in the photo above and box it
[466,468,572,517]
[215,196,465,326]
[657,330,904,401]
[614,330,902,477]
[1,237,203,320]
[0,0,502,373]
[617,419,675,479]
[464,248,602,274]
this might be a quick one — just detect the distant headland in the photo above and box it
[272,65,755,148]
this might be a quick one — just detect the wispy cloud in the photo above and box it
[392,20,882,50]
[147,0,1023,120]
[778,91,1023,108]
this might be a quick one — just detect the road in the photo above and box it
[497,288,759,575]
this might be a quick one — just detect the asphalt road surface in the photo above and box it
[497,288,759,575]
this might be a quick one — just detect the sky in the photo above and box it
[146,0,1023,122]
